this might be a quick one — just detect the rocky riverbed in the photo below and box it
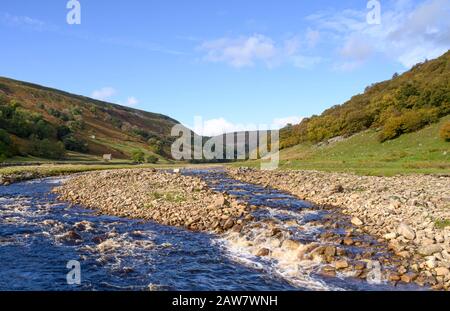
[53,169,252,234]
[227,167,450,290]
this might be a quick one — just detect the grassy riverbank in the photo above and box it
[233,116,450,176]
[0,162,227,185]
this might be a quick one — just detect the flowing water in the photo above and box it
[0,169,422,291]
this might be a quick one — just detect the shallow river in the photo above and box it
[0,169,421,291]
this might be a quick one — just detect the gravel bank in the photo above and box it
[53,169,252,233]
[228,167,450,290]
[0,172,41,185]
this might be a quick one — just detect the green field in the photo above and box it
[235,116,450,176]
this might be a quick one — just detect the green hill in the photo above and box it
[234,51,450,175]
[235,116,449,175]
[0,77,180,162]
[278,115,450,176]
[281,50,450,149]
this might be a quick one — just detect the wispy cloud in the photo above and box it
[0,12,53,31]
[100,37,186,56]
[199,34,277,68]
[125,96,139,107]
[91,87,117,101]
[198,33,322,69]
[308,0,450,69]
[0,12,184,56]
[272,116,304,129]
[91,87,140,107]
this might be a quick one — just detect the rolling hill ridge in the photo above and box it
[0,77,181,162]
[281,50,450,149]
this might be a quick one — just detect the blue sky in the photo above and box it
[1,0,449,135]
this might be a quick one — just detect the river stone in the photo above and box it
[256,248,270,257]
[383,232,397,240]
[223,218,235,230]
[435,267,449,276]
[351,217,363,226]
[319,266,336,277]
[343,237,354,246]
[418,244,443,256]
[335,260,349,269]
[397,223,416,240]
[324,246,336,257]
[62,230,82,241]
[282,239,300,251]
[401,272,417,283]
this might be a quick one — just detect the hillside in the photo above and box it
[281,50,450,149]
[0,77,180,162]
[236,116,450,176]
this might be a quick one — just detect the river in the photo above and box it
[0,169,422,291]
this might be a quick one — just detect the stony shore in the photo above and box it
[53,169,252,234]
[0,171,41,185]
[227,167,450,290]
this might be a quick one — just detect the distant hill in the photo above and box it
[281,50,450,149]
[0,77,180,162]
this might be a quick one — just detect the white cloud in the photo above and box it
[199,33,322,69]
[272,116,304,129]
[91,87,117,101]
[308,0,450,69]
[191,116,304,136]
[339,36,373,61]
[192,118,253,136]
[292,55,323,69]
[125,96,139,107]
[305,29,321,48]
[199,34,277,68]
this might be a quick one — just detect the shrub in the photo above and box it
[0,129,13,160]
[440,121,450,142]
[378,116,403,142]
[71,106,82,116]
[132,128,152,140]
[131,150,145,163]
[29,137,65,159]
[67,119,85,132]
[63,135,88,153]
[34,119,57,140]
[57,125,72,140]
[146,155,159,164]
[378,109,440,142]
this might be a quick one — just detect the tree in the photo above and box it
[29,136,65,159]
[57,125,72,140]
[0,129,14,161]
[131,150,145,163]
[63,135,88,153]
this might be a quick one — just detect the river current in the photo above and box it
[0,170,421,291]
